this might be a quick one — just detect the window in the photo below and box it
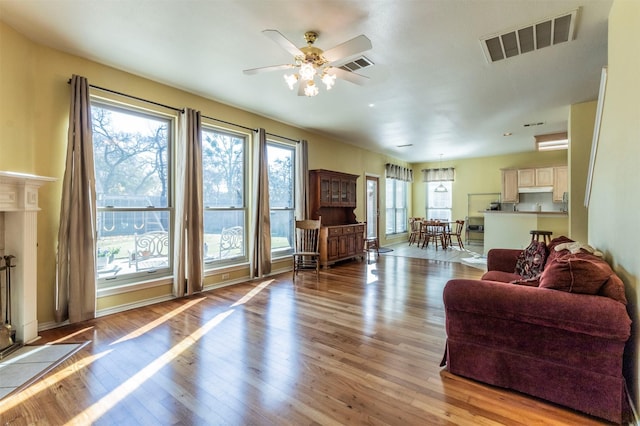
[385,178,408,235]
[267,142,295,257]
[427,181,452,221]
[92,101,173,286]
[202,127,248,267]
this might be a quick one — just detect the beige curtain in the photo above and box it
[55,75,97,323]
[422,167,456,182]
[173,108,204,296]
[385,163,413,182]
[251,128,271,278]
[295,139,309,219]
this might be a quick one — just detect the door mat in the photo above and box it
[0,342,87,400]
[377,247,393,253]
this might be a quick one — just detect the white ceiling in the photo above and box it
[0,0,612,162]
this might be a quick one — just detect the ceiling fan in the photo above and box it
[243,30,373,97]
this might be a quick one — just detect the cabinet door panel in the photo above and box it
[501,169,519,203]
[518,169,536,187]
[338,235,349,256]
[536,167,554,186]
[331,178,341,205]
[553,166,568,201]
[327,236,339,259]
[320,177,331,205]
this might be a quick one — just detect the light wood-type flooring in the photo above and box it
[1,251,610,425]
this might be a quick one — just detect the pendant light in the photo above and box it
[434,154,448,193]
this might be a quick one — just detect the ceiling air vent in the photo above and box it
[480,8,579,63]
[338,56,374,72]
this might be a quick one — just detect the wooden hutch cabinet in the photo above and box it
[309,169,365,268]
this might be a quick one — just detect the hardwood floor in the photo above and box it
[1,255,610,425]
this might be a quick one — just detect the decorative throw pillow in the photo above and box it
[539,254,613,294]
[514,241,549,279]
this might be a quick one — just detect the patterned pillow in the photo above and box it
[515,241,549,279]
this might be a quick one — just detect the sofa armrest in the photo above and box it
[486,248,522,273]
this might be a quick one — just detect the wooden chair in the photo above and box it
[292,217,321,280]
[446,220,465,249]
[421,220,446,250]
[408,217,424,246]
[363,222,380,262]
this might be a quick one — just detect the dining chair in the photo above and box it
[408,217,424,246]
[447,219,465,249]
[292,216,321,280]
[421,220,446,250]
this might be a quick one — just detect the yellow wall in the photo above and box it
[411,150,568,222]
[589,0,640,410]
[568,101,597,243]
[0,20,409,324]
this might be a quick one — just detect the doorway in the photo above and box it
[366,176,379,240]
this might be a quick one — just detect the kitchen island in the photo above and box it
[483,211,568,254]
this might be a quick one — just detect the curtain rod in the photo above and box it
[201,114,256,133]
[266,132,299,143]
[68,79,184,113]
[70,79,300,143]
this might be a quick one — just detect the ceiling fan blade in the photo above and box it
[262,29,303,57]
[323,35,372,63]
[328,67,370,86]
[243,64,294,75]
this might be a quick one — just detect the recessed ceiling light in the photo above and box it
[503,132,513,136]
[396,144,413,148]
[368,103,375,108]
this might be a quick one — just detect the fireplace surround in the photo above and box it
[0,171,55,346]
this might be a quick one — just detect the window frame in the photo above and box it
[201,124,249,269]
[426,181,453,222]
[91,97,176,289]
[266,139,296,259]
[385,177,408,236]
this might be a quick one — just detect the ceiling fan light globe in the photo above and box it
[322,73,337,90]
[284,74,298,90]
[299,62,317,81]
[304,81,319,97]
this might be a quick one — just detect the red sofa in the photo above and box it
[442,237,631,423]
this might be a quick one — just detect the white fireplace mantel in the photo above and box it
[0,171,56,343]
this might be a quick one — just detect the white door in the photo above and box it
[366,176,379,239]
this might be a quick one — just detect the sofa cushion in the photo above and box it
[481,270,522,283]
[539,253,613,295]
[514,241,548,279]
[599,274,628,305]
[545,235,574,267]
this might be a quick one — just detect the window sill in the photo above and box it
[97,275,173,298]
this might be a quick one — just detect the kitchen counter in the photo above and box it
[482,210,568,254]
[482,210,568,216]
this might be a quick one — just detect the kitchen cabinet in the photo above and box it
[518,167,554,187]
[535,167,554,186]
[517,168,536,187]
[501,169,519,203]
[553,166,568,201]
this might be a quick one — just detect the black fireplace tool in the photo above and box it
[1,255,16,351]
